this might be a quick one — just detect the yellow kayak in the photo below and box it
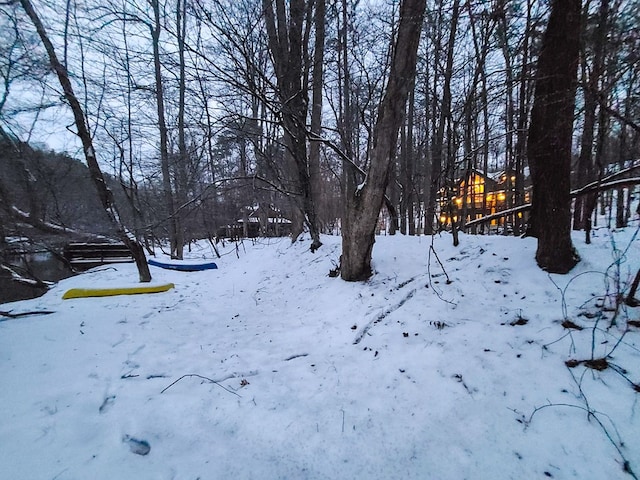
[62,283,175,299]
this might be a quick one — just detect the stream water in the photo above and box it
[1,251,74,304]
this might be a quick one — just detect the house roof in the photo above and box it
[235,204,292,224]
[459,169,499,189]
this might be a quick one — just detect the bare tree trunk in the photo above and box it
[19,0,151,282]
[496,0,515,226]
[309,0,325,232]
[406,86,417,235]
[338,0,357,237]
[424,3,444,235]
[399,122,408,235]
[150,0,179,258]
[119,15,144,242]
[425,0,460,236]
[262,0,322,252]
[174,0,189,259]
[479,35,490,234]
[514,0,534,236]
[585,83,610,243]
[388,158,399,235]
[616,71,637,228]
[341,0,426,281]
[526,0,581,273]
[616,121,628,228]
[398,81,417,236]
[573,0,609,231]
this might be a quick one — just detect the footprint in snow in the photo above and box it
[98,395,116,414]
[123,435,151,456]
[485,266,510,284]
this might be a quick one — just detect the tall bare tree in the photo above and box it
[308,0,325,231]
[262,0,322,251]
[526,0,581,273]
[150,0,181,258]
[341,0,426,281]
[174,0,189,258]
[424,0,460,235]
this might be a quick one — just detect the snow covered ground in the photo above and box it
[1,226,639,479]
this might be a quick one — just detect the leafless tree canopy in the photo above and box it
[1,0,639,277]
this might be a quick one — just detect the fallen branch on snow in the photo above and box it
[160,373,241,397]
[0,310,55,320]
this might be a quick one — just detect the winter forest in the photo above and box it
[1,0,640,283]
[2,1,640,478]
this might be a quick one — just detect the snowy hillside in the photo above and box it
[1,228,639,479]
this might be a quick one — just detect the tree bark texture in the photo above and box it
[263,0,322,251]
[526,0,581,273]
[19,0,151,282]
[341,0,426,281]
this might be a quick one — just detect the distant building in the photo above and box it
[439,169,531,229]
[218,204,292,239]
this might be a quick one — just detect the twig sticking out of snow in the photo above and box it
[161,373,241,397]
[427,236,456,306]
[527,399,638,479]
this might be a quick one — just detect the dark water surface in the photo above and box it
[1,252,74,304]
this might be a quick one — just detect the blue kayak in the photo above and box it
[148,258,218,271]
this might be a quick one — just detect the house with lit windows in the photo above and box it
[439,169,531,229]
